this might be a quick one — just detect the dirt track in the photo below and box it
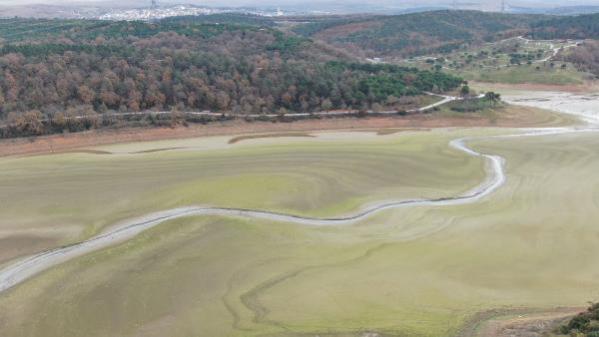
[458,307,584,337]
[0,105,567,157]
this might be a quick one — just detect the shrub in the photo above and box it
[561,303,599,336]
[448,95,500,113]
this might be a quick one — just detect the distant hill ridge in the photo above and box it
[0,18,464,138]
[291,10,546,57]
[530,13,599,40]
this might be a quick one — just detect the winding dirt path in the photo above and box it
[0,93,597,295]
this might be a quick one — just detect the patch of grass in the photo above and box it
[3,130,599,337]
[0,131,486,264]
[398,37,592,86]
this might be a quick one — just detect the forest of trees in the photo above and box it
[292,11,544,57]
[530,13,599,40]
[2,10,598,139]
[0,18,463,137]
[292,10,599,59]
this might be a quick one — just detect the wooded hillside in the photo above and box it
[558,40,599,76]
[0,18,463,137]
[530,13,599,40]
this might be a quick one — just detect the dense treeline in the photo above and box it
[0,15,274,43]
[0,19,463,137]
[0,18,102,42]
[292,10,544,57]
[530,13,599,40]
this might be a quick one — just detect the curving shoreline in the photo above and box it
[0,96,597,294]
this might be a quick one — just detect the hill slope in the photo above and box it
[530,13,599,40]
[0,19,463,137]
[292,10,545,58]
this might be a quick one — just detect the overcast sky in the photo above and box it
[2,0,599,7]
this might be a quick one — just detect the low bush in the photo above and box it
[560,303,599,336]
[448,94,501,113]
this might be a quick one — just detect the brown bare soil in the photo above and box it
[458,307,583,337]
[0,106,570,158]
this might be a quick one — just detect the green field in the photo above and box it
[397,37,592,85]
[1,125,599,337]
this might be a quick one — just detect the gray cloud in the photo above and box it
[2,0,599,8]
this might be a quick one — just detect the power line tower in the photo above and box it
[151,0,158,9]
[452,0,458,10]
[501,0,507,13]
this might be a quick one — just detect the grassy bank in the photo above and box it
[0,130,488,266]
[1,126,599,336]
